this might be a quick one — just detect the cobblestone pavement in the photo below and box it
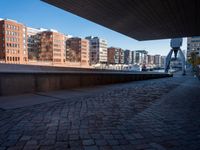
[0,75,200,150]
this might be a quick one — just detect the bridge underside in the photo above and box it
[42,0,200,41]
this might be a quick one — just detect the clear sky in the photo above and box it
[0,0,187,55]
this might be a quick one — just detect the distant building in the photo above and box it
[119,49,124,64]
[0,19,28,64]
[161,56,166,67]
[85,36,107,65]
[135,52,143,64]
[124,49,132,64]
[131,51,136,64]
[187,37,200,59]
[107,47,124,64]
[135,50,148,64]
[147,55,154,65]
[107,47,116,64]
[37,30,66,64]
[66,37,89,66]
[27,27,46,60]
[154,54,162,67]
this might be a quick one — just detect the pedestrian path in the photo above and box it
[0,73,199,150]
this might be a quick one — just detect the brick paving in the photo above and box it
[0,74,200,150]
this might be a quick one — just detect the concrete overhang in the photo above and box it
[41,0,200,41]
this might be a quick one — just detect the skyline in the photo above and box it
[0,0,187,55]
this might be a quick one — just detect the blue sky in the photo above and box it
[0,0,187,55]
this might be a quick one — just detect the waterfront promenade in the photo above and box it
[0,72,199,150]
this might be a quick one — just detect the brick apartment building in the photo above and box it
[27,27,45,61]
[107,47,124,64]
[37,30,66,64]
[0,18,90,68]
[66,38,89,66]
[0,19,28,64]
[147,55,155,65]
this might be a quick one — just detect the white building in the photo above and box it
[187,36,200,59]
[85,36,108,65]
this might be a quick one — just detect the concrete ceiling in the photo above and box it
[42,0,200,41]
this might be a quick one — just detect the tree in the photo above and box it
[188,51,200,67]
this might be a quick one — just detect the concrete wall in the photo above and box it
[0,72,172,96]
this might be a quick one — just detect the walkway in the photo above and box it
[0,72,199,150]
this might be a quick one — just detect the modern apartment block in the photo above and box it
[107,47,124,64]
[66,37,89,66]
[27,27,46,61]
[131,51,136,64]
[37,30,66,64]
[119,49,124,64]
[135,50,148,64]
[85,36,108,65]
[0,19,28,64]
[0,18,90,67]
[154,54,162,67]
[124,49,132,64]
[107,47,116,64]
[161,56,166,67]
[0,18,166,69]
[187,36,200,59]
[147,55,155,65]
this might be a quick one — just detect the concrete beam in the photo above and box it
[42,0,200,40]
